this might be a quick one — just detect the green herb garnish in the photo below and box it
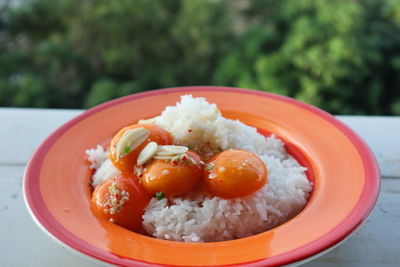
[155,191,165,200]
[123,146,131,154]
[205,163,214,171]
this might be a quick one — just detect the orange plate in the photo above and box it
[23,87,380,266]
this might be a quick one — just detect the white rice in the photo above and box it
[86,95,312,242]
[86,146,120,188]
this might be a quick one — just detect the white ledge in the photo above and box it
[0,108,399,267]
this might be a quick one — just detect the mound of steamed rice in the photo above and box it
[86,95,312,242]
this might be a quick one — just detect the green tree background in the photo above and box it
[1,0,400,114]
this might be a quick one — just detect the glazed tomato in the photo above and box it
[110,124,173,173]
[91,174,151,231]
[141,151,203,197]
[203,149,267,198]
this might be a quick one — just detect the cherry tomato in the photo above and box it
[91,174,151,231]
[141,151,203,197]
[203,149,267,198]
[110,124,173,173]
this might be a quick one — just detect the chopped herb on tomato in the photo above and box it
[155,191,165,200]
[205,163,214,171]
[123,146,131,154]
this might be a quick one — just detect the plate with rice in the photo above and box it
[23,87,380,266]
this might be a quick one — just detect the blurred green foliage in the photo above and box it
[1,0,400,114]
